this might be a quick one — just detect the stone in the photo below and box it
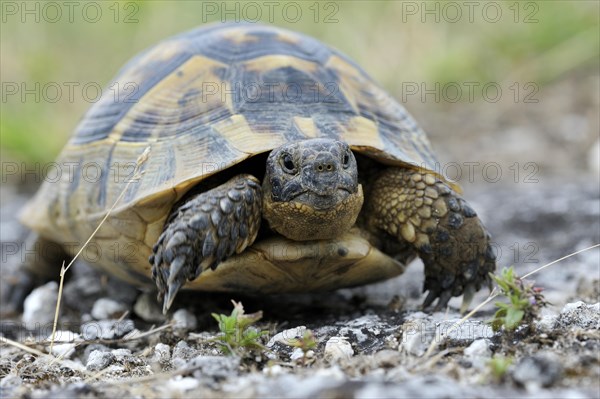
[463,339,491,369]
[190,355,240,380]
[151,343,171,365]
[267,326,307,347]
[535,315,558,333]
[82,344,110,364]
[133,292,166,323]
[172,308,198,330]
[91,298,127,320]
[557,302,600,329]
[511,353,563,389]
[171,340,199,369]
[45,330,81,359]
[165,376,199,392]
[22,281,58,327]
[324,337,354,361]
[86,350,115,371]
[399,320,431,357]
[80,319,135,340]
[111,348,132,362]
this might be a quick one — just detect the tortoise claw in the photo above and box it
[422,288,441,310]
[433,289,453,312]
[460,282,477,314]
[163,279,183,314]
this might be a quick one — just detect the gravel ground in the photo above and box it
[1,72,599,398]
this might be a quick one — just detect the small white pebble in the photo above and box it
[290,348,305,361]
[324,337,354,361]
[23,282,58,326]
[165,376,199,392]
[172,309,198,330]
[152,343,171,364]
[399,325,429,357]
[91,298,127,320]
[263,364,286,376]
[464,339,491,358]
[111,348,132,361]
[267,326,307,347]
[464,339,491,369]
[45,331,81,359]
[86,350,115,371]
[536,315,558,333]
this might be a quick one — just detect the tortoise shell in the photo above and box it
[21,23,448,289]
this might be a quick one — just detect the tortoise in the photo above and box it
[7,23,495,314]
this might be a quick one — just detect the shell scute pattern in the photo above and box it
[23,23,439,251]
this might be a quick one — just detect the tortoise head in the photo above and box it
[262,138,364,241]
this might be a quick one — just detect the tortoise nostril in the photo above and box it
[316,163,335,172]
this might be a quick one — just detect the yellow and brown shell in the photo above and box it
[21,23,442,287]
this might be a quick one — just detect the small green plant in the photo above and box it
[489,267,548,332]
[211,300,268,356]
[291,329,317,366]
[487,355,513,382]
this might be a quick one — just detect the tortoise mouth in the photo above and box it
[291,188,353,211]
[262,185,364,241]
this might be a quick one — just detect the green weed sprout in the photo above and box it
[291,329,317,365]
[212,300,268,356]
[489,267,548,332]
[487,355,513,382]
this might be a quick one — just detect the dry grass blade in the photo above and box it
[423,288,498,359]
[48,147,151,354]
[48,341,84,367]
[116,310,130,322]
[521,243,599,279]
[49,260,66,354]
[113,323,173,343]
[1,336,47,357]
[423,243,599,359]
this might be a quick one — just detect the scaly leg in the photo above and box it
[150,174,262,313]
[364,167,496,310]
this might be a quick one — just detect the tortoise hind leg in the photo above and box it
[150,174,262,313]
[1,231,70,316]
[364,167,496,311]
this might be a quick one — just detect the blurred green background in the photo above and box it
[1,0,598,165]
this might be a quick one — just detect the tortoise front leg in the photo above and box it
[150,174,262,313]
[364,167,496,310]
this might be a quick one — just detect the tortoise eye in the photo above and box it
[281,153,296,173]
